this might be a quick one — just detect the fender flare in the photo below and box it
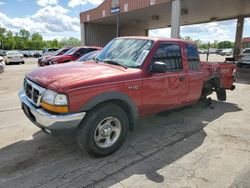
[205,72,221,88]
[80,91,138,120]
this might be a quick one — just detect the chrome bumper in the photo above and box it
[19,90,86,133]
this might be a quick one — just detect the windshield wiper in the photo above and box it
[103,59,127,69]
[93,57,100,63]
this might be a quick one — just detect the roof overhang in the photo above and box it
[80,0,250,29]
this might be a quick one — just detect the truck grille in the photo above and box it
[24,78,45,106]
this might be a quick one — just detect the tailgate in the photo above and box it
[211,63,236,89]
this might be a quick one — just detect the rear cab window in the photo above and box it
[185,44,201,71]
[152,43,183,72]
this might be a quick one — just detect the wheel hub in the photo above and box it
[101,125,112,137]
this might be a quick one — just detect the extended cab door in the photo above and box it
[142,42,188,116]
[185,44,204,102]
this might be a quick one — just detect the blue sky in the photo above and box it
[0,0,249,42]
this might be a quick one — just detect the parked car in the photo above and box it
[77,50,101,62]
[41,48,59,57]
[33,51,42,58]
[20,50,32,57]
[0,56,5,74]
[19,37,235,157]
[3,51,25,65]
[237,48,250,67]
[45,46,102,65]
[38,47,72,67]
[215,49,223,55]
[220,49,233,56]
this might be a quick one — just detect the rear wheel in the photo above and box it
[76,103,129,157]
[216,88,226,101]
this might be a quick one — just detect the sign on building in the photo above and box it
[111,0,120,14]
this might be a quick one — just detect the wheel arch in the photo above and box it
[80,91,138,131]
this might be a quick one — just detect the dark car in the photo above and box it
[77,50,101,62]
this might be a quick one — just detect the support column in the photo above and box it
[116,14,120,37]
[80,23,86,45]
[171,0,181,38]
[234,16,245,58]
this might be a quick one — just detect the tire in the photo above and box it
[76,103,129,157]
[22,61,25,64]
[216,88,226,101]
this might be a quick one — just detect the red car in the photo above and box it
[38,47,72,67]
[45,46,102,66]
[19,37,235,156]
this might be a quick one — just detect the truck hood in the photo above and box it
[26,61,139,92]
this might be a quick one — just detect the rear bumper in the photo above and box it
[19,90,86,134]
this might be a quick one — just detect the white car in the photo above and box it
[4,51,25,65]
[0,56,5,73]
[238,48,250,67]
[220,49,233,56]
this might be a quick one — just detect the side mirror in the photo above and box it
[151,61,167,73]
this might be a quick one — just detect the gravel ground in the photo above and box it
[0,58,250,188]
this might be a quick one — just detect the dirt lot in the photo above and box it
[1,59,250,188]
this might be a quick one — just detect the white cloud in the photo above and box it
[149,28,171,38]
[149,20,238,42]
[68,0,103,8]
[37,0,58,7]
[0,5,80,39]
[0,1,4,5]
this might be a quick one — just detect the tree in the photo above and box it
[0,27,6,49]
[217,41,234,49]
[60,37,81,47]
[4,31,16,50]
[30,33,44,50]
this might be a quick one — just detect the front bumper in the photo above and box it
[19,90,86,134]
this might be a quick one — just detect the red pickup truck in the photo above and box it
[19,37,235,156]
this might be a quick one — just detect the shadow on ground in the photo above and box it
[0,100,241,187]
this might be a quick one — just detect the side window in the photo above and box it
[152,43,183,71]
[76,48,87,56]
[186,45,200,71]
[86,48,97,53]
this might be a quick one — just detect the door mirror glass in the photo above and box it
[151,61,167,73]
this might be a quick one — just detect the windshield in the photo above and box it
[54,48,69,56]
[96,38,154,68]
[64,47,78,55]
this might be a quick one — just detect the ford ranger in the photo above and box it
[19,37,235,156]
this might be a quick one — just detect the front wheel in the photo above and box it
[76,103,129,157]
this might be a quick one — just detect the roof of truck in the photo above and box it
[118,36,197,45]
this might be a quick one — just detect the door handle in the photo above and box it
[179,76,185,81]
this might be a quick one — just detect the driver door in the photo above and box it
[142,43,188,116]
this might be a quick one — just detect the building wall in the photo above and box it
[83,23,116,47]
[80,0,170,23]
[120,26,147,36]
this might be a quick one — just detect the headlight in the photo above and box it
[41,90,69,113]
[54,94,68,105]
[42,90,57,104]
